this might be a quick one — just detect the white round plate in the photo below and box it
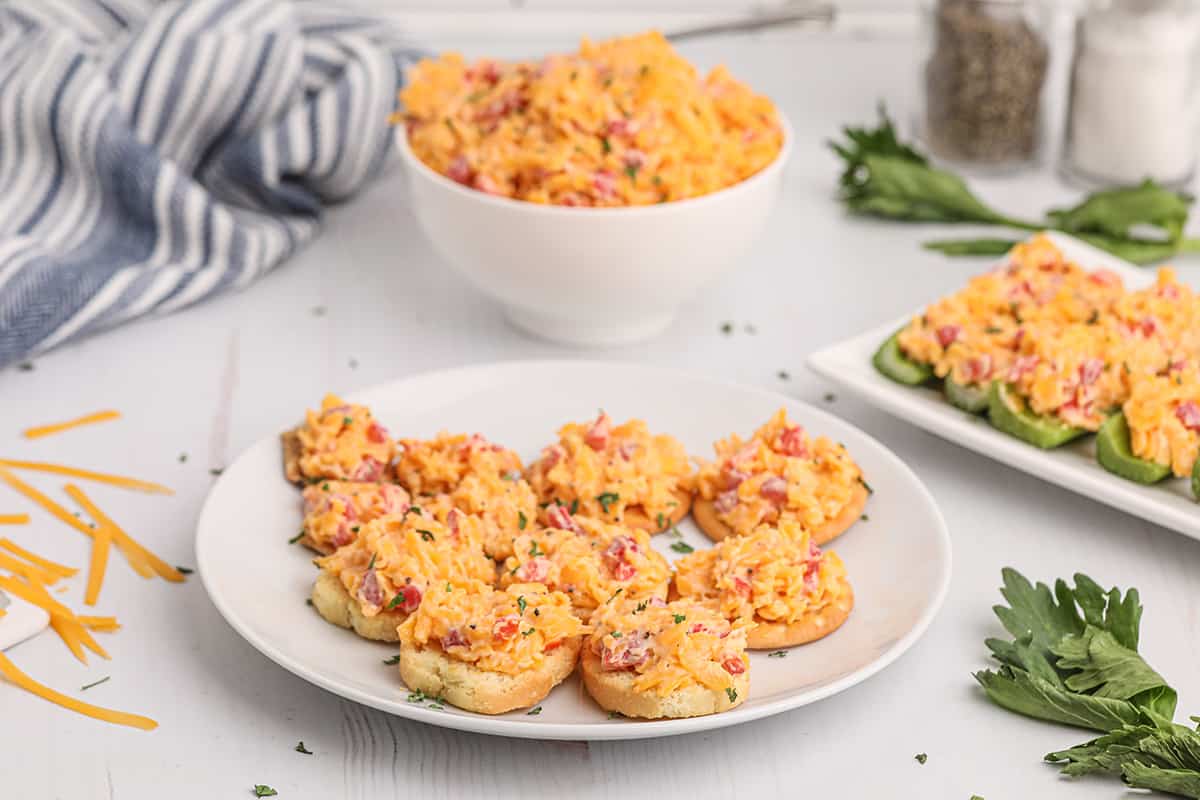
[196,361,951,741]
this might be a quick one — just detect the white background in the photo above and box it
[3,7,1199,800]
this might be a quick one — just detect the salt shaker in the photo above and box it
[1063,0,1200,188]
[918,0,1051,170]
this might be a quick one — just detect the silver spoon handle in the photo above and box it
[665,5,836,42]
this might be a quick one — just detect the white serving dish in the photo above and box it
[393,120,791,347]
[196,360,951,741]
[808,231,1200,539]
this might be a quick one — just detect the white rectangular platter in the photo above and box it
[807,231,1200,540]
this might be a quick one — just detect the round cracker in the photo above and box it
[310,571,406,642]
[621,488,693,535]
[746,580,854,650]
[580,647,747,719]
[693,482,869,546]
[281,428,304,485]
[399,637,581,715]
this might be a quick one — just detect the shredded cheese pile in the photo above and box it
[398,31,783,206]
[397,581,587,675]
[587,598,752,696]
[695,408,862,537]
[525,412,693,527]
[673,521,848,625]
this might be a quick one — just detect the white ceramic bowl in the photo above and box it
[394,119,792,346]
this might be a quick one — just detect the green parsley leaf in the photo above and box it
[611,631,622,638]
[178,453,188,463]
[418,529,435,541]
[518,511,527,531]
[527,706,543,715]
[720,321,733,335]
[861,514,869,522]
[295,741,313,755]
[914,753,927,764]
[624,164,638,181]
[669,541,694,554]
[673,614,686,624]
[529,540,544,557]
[608,710,625,719]
[342,416,352,426]
[383,654,400,665]
[858,476,873,494]
[445,582,453,593]
[607,588,623,604]
[767,650,787,658]
[656,512,666,531]
[387,593,406,610]
[253,786,278,798]
[634,601,648,614]
[288,531,304,544]
[522,627,536,636]
[80,676,110,691]
[175,566,194,575]
[601,136,611,154]
[570,498,579,515]
[405,505,422,516]
[517,595,527,615]
[596,492,619,513]
[406,690,427,703]
[725,687,738,703]
[366,554,376,570]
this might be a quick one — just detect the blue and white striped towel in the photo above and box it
[0,0,418,370]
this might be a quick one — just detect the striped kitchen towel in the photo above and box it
[0,0,419,369]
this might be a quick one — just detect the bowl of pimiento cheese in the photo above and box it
[392,31,791,346]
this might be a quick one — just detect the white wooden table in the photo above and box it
[4,22,1200,800]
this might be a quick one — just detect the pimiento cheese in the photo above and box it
[695,408,862,537]
[295,395,394,483]
[301,480,411,554]
[397,581,586,675]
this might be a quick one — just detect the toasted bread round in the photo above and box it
[398,637,581,715]
[281,428,304,485]
[579,648,747,719]
[622,488,693,535]
[694,483,868,546]
[746,580,854,649]
[310,572,405,642]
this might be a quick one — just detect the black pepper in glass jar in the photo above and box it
[924,0,1048,166]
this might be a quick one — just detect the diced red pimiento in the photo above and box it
[517,557,552,583]
[559,192,588,207]
[600,637,650,670]
[607,117,640,138]
[540,443,565,469]
[367,422,389,444]
[722,656,746,675]
[622,149,646,171]
[1176,401,1200,431]
[618,441,637,461]
[1140,316,1160,337]
[592,169,618,199]
[447,156,472,184]
[1159,282,1181,300]
[585,412,612,450]
[359,569,384,608]
[1058,400,1095,429]
[723,468,748,490]
[688,622,709,635]
[446,508,462,540]
[1168,359,1187,373]
[333,520,355,547]
[779,425,809,458]
[935,325,961,348]
[603,536,639,581]
[440,629,468,650]
[714,489,739,513]
[473,174,503,195]
[396,583,422,614]
[1007,355,1040,382]
[381,484,409,515]
[492,614,520,642]
[1079,358,1104,386]
[352,456,385,482]
[543,639,563,652]
[962,354,993,383]
[1011,328,1025,349]
[545,503,582,533]
[730,443,758,467]
[1090,269,1120,287]
[732,576,752,598]
[760,477,789,504]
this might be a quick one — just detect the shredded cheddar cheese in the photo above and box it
[499,518,670,620]
[674,521,849,625]
[0,652,157,730]
[294,394,394,483]
[398,31,783,206]
[64,484,185,583]
[300,480,411,554]
[0,513,30,524]
[23,410,121,439]
[696,409,862,537]
[0,459,172,494]
[397,582,587,675]
[587,599,752,696]
[0,539,77,579]
[525,412,694,527]
[85,522,112,606]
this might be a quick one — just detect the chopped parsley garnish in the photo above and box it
[178,453,188,463]
[601,136,611,154]
[823,392,837,403]
[608,710,625,719]
[383,654,400,665]
[725,687,738,703]
[529,540,544,557]
[985,325,1004,334]
[518,511,527,531]
[342,416,352,426]
[405,505,422,516]
[624,164,638,182]
[634,601,648,614]
[288,531,305,544]
[720,321,733,335]
[596,492,619,513]
[17,361,34,371]
[253,786,278,798]
[858,476,874,494]
[321,483,330,492]
[305,598,313,607]
[767,650,787,658]
[209,468,224,476]
[778,370,790,380]
[522,627,536,636]
[80,676,110,691]
[517,595,527,615]
[607,588,623,604]
[418,529,435,541]
[569,498,579,515]
[915,753,928,764]
[445,582,453,592]
[672,614,686,624]
[656,512,666,530]
[861,514,870,521]
[527,706,543,715]
[669,541,694,554]
[406,690,427,703]
[611,631,623,638]
[351,526,360,533]
[295,741,313,755]
[501,470,520,481]
[387,593,406,610]
[668,526,683,540]
[175,566,194,575]
[444,118,457,134]
[367,554,377,570]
